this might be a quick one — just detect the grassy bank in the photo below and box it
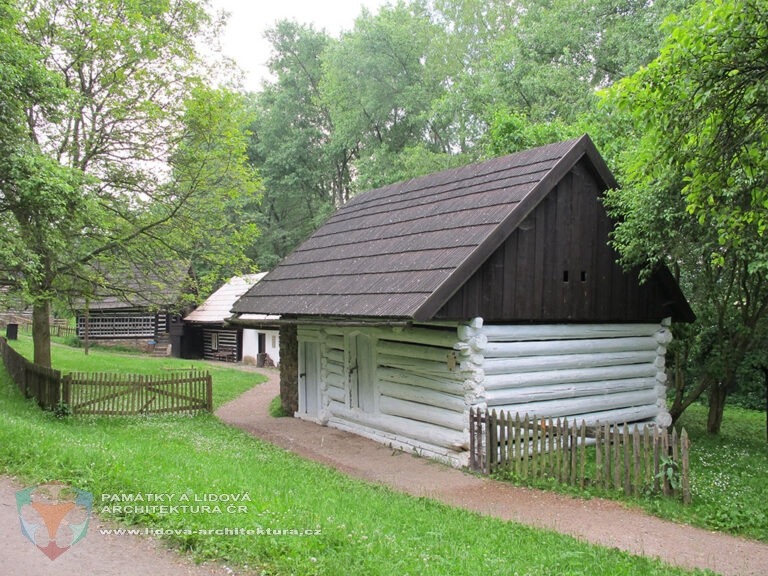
[0,338,709,575]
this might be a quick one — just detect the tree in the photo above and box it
[321,1,454,190]
[0,0,85,365]
[604,0,768,432]
[2,0,247,367]
[248,21,340,269]
[164,86,262,298]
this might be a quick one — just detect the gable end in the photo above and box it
[434,159,693,323]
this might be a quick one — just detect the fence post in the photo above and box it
[632,426,641,496]
[205,373,213,412]
[681,428,691,504]
[61,374,71,408]
[521,414,529,480]
[622,424,631,496]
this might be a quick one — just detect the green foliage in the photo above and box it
[247,22,339,269]
[268,395,290,418]
[604,0,768,430]
[164,86,262,297]
[1,0,258,364]
[52,401,72,419]
[321,2,450,183]
[486,110,582,156]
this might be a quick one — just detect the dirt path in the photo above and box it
[216,368,768,576]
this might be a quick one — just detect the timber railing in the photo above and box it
[0,336,62,409]
[469,408,691,504]
[0,336,212,416]
[16,322,79,339]
[64,371,212,415]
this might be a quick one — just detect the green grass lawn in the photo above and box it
[0,336,711,575]
[648,404,768,541]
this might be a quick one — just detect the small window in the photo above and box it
[211,332,219,351]
[562,270,569,283]
[580,271,588,282]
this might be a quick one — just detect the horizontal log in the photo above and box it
[379,380,467,413]
[483,336,658,358]
[483,350,658,375]
[325,348,344,365]
[378,354,466,379]
[326,385,346,403]
[379,395,466,431]
[324,361,344,377]
[328,399,346,416]
[569,405,661,427]
[331,405,468,450]
[298,327,324,340]
[377,340,455,364]
[483,363,658,390]
[378,367,465,394]
[323,372,345,389]
[328,417,469,464]
[483,377,657,406]
[376,326,459,349]
[498,405,660,428]
[325,335,345,351]
[494,389,659,420]
[482,324,662,342]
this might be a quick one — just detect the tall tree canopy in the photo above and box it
[247,21,339,270]
[1,0,257,366]
[604,0,768,432]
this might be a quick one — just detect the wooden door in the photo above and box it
[299,341,320,418]
[349,333,375,413]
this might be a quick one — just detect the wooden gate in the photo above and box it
[64,371,212,415]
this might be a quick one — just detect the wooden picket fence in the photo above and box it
[0,336,211,416]
[63,371,212,415]
[469,408,691,504]
[0,335,63,409]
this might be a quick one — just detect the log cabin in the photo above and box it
[75,262,191,348]
[182,274,280,364]
[230,135,694,467]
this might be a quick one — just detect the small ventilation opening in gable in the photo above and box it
[562,270,569,283]
[581,271,587,282]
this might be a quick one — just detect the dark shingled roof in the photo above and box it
[234,135,624,321]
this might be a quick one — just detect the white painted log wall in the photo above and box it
[467,320,673,427]
[297,318,673,467]
[297,321,479,459]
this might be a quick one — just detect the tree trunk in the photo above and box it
[762,366,768,443]
[706,382,728,434]
[32,300,52,368]
[279,324,298,414]
[669,372,713,426]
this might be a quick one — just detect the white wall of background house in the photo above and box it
[242,328,281,365]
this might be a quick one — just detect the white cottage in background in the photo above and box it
[231,136,694,467]
[183,274,279,365]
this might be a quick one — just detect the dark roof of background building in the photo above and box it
[75,261,191,312]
